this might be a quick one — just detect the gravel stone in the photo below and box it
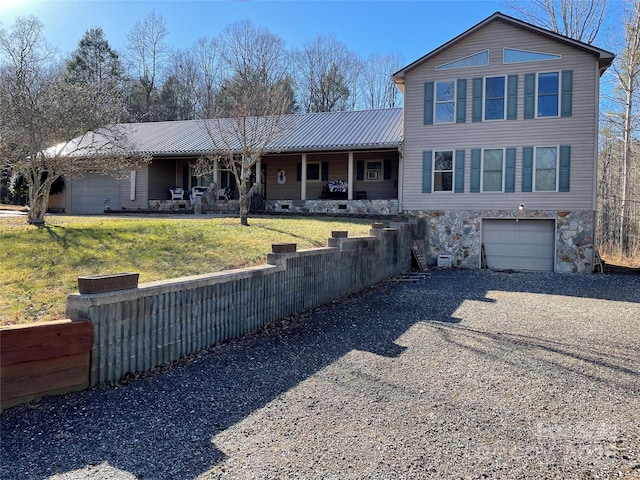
[1,270,639,479]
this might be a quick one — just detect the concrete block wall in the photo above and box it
[66,223,412,386]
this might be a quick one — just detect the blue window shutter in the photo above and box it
[561,70,573,117]
[505,148,516,192]
[472,78,483,122]
[524,73,535,119]
[456,78,467,123]
[507,75,518,120]
[455,150,465,193]
[297,163,301,182]
[470,149,481,192]
[522,147,533,192]
[559,145,571,191]
[321,162,329,182]
[356,160,365,181]
[383,159,392,180]
[424,82,434,125]
[422,151,432,193]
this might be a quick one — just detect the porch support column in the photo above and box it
[301,153,307,200]
[347,151,354,200]
[256,158,262,193]
[213,158,219,187]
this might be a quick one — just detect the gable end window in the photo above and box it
[503,48,561,64]
[435,50,489,70]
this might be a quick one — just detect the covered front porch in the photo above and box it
[144,146,402,216]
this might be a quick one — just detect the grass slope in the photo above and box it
[1,215,373,325]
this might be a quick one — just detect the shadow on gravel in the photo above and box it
[426,323,639,393]
[1,270,638,479]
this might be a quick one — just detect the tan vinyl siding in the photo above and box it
[264,155,302,200]
[401,19,599,212]
[120,165,149,210]
[353,152,399,199]
[148,159,178,200]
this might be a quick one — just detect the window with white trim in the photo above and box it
[433,151,453,192]
[365,161,383,181]
[537,72,559,117]
[435,80,455,123]
[503,48,561,64]
[535,146,558,191]
[482,148,504,192]
[484,76,506,121]
[306,162,321,181]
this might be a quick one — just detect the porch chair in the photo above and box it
[169,187,184,200]
[218,187,231,201]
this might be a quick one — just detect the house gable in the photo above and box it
[398,12,612,213]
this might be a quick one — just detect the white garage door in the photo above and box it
[482,219,555,272]
[71,175,121,214]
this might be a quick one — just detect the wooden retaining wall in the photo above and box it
[0,320,92,409]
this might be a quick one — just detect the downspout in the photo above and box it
[397,140,404,213]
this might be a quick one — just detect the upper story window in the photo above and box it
[434,150,454,191]
[535,146,558,191]
[485,76,506,121]
[537,72,559,117]
[525,70,572,119]
[435,81,456,123]
[482,148,504,192]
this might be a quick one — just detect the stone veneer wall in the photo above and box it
[409,210,595,273]
[266,199,400,215]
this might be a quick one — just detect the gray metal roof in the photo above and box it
[67,108,403,157]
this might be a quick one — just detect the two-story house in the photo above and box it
[54,12,613,273]
[392,12,614,273]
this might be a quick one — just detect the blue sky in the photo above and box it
[0,0,510,64]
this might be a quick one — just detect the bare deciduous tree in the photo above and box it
[195,21,293,226]
[507,0,608,43]
[160,49,199,120]
[599,0,640,256]
[296,34,361,112]
[125,12,171,121]
[193,36,223,118]
[359,52,405,109]
[0,16,148,225]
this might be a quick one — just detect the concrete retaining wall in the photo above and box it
[66,223,412,386]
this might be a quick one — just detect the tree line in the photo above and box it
[68,12,404,123]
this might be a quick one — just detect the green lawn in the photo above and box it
[1,214,374,325]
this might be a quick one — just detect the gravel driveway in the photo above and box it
[1,270,639,479]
